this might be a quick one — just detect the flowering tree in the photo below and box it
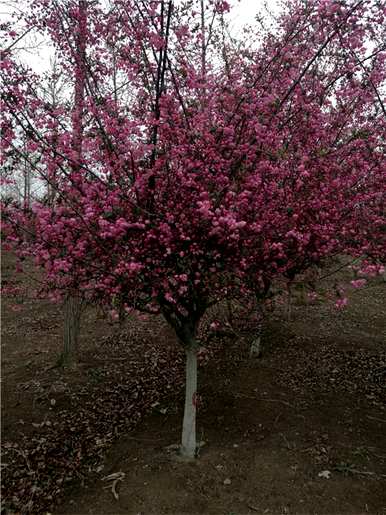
[2,0,385,458]
[1,0,92,364]
[221,0,386,333]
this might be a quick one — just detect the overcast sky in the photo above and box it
[232,0,279,29]
[2,0,280,73]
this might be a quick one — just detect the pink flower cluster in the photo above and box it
[1,0,385,331]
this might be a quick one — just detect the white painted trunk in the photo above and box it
[181,344,198,459]
[250,302,263,358]
[62,295,81,366]
[250,335,262,358]
[286,290,292,321]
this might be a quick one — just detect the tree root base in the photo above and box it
[164,441,206,461]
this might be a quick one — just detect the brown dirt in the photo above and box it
[1,251,386,515]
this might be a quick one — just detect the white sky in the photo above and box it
[1,0,279,73]
[232,0,280,29]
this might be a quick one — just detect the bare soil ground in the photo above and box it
[1,251,386,515]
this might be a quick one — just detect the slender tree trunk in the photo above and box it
[200,0,206,79]
[23,137,31,210]
[60,294,81,366]
[250,302,263,358]
[181,342,198,459]
[161,305,203,459]
[58,0,87,368]
[226,298,233,326]
[286,282,292,321]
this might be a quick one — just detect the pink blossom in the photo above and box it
[335,298,348,310]
[350,279,367,289]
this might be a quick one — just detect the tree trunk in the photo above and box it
[226,298,233,326]
[249,334,262,358]
[250,302,263,358]
[286,282,292,321]
[57,0,86,368]
[60,295,81,366]
[181,342,198,459]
